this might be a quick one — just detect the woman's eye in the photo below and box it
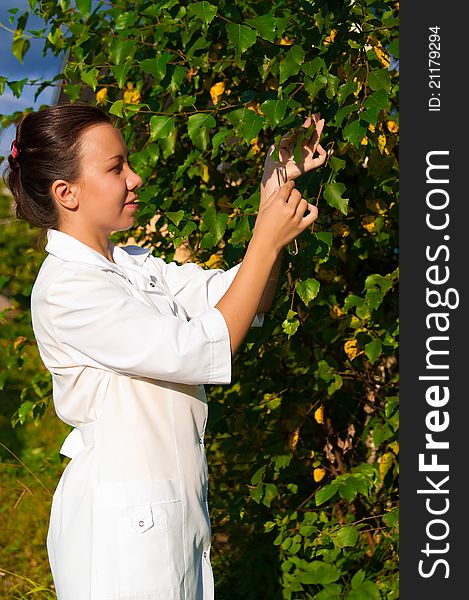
[113,164,123,173]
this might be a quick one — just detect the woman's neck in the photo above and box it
[58,225,115,263]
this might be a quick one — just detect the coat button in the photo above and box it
[139,520,145,527]
[149,281,155,287]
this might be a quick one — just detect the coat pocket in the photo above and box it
[92,479,183,599]
[116,503,174,596]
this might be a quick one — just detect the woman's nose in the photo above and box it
[126,168,143,190]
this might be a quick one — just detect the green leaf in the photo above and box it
[346,581,381,600]
[300,561,341,585]
[109,38,135,66]
[187,1,218,25]
[351,570,366,590]
[365,338,382,364]
[166,210,184,226]
[337,81,356,106]
[261,99,289,128]
[329,156,346,172]
[202,203,229,246]
[109,100,124,117]
[365,273,393,292]
[159,127,177,158]
[315,484,337,506]
[282,311,300,338]
[211,128,231,157]
[388,38,399,59]
[279,46,305,84]
[226,23,257,55]
[139,53,172,83]
[334,103,358,127]
[187,113,216,150]
[76,0,92,15]
[368,68,391,92]
[226,108,264,144]
[251,465,266,485]
[150,115,176,141]
[11,37,30,63]
[80,67,99,91]
[304,74,327,100]
[343,295,364,312]
[295,278,320,306]
[324,182,349,215]
[7,78,27,98]
[332,525,358,548]
[343,119,367,147]
[315,584,342,600]
[262,483,278,507]
[325,73,340,99]
[336,479,357,501]
[246,12,276,42]
[301,57,326,78]
[111,62,131,88]
[250,483,264,504]
[364,89,388,111]
[383,507,399,529]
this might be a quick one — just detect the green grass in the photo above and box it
[0,404,69,599]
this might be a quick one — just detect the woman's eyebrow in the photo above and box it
[106,152,128,161]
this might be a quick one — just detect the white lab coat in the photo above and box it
[30,228,264,600]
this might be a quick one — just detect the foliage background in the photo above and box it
[0,0,399,598]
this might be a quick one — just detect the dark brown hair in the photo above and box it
[3,102,113,231]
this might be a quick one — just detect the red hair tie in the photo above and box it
[11,140,19,159]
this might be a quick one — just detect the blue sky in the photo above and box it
[0,0,62,160]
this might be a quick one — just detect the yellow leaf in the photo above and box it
[361,215,376,233]
[386,120,399,133]
[201,163,209,183]
[289,427,300,452]
[379,452,394,480]
[373,45,390,69]
[360,136,368,146]
[13,336,28,351]
[389,441,399,455]
[377,134,387,154]
[314,405,324,425]
[332,222,350,238]
[313,467,326,482]
[365,198,387,216]
[323,29,337,45]
[205,252,225,269]
[279,36,294,45]
[210,81,225,105]
[352,76,362,98]
[124,82,141,105]
[344,339,362,361]
[310,450,315,459]
[330,304,344,319]
[246,100,264,116]
[96,87,108,105]
[250,136,261,154]
[368,123,375,133]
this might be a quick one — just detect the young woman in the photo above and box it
[4,102,325,600]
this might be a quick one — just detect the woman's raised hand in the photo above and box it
[253,180,318,255]
[263,113,327,182]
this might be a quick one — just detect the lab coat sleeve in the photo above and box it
[46,267,232,385]
[149,258,265,327]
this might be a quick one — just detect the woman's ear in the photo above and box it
[51,179,79,211]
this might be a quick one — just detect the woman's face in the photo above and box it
[71,123,143,235]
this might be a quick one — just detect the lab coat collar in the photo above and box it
[45,228,151,272]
